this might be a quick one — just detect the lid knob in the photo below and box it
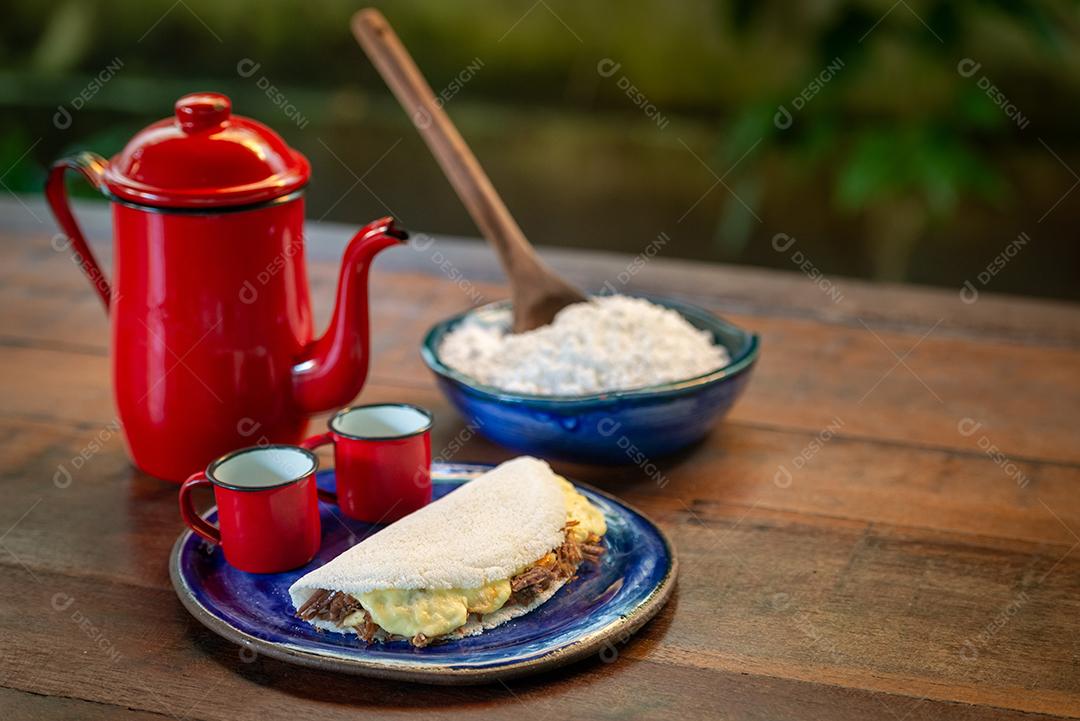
[175,92,231,133]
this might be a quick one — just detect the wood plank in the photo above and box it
[5,196,1078,348]
[1,374,1077,592]
[0,414,1077,716]
[378,235,1080,349]
[719,314,1080,466]
[367,281,1080,465]
[583,421,1080,550]
[3,263,1079,468]
[5,225,1079,471]
[1,416,1077,717]
[0,506,1077,720]
[0,687,167,721]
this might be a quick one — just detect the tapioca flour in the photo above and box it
[437,295,730,396]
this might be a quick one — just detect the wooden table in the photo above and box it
[1,197,1078,720]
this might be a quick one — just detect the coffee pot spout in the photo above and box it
[291,217,407,414]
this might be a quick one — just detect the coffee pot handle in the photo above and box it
[44,152,113,312]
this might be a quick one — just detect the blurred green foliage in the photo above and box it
[727,1,1061,205]
[1,0,1077,294]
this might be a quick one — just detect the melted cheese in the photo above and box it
[351,482,603,639]
[357,579,511,638]
[557,476,607,542]
[359,587,468,638]
[462,578,512,614]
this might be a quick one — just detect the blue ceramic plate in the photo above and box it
[169,463,677,684]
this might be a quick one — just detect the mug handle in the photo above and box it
[44,152,113,311]
[301,433,339,504]
[178,472,222,544]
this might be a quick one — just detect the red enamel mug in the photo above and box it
[179,445,327,573]
[302,404,433,523]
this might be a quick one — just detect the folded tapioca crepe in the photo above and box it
[289,456,606,647]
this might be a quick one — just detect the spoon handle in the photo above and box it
[351,8,541,275]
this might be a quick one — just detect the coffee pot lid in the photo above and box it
[102,92,310,209]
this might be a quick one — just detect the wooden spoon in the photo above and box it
[352,8,587,333]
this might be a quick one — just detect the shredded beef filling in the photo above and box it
[357,610,378,643]
[581,542,605,562]
[296,589,362,626]
[508,526,604,606]
[296,526,605,646]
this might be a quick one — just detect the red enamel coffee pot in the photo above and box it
[45,92,407,482]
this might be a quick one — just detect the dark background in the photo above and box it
[2,0,1077,300]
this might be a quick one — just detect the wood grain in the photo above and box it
[7,196,1078,348]
[5,263,1079,467]
[1,211,1078,721]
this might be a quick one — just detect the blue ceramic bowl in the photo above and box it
[420,295,759,464]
